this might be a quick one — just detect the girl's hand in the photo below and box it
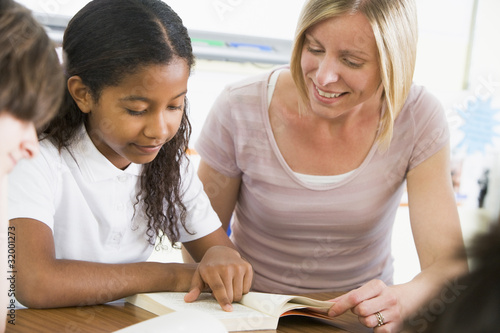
[328,279,403,332]
[183,246,253,311]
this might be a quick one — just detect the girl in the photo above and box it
[8,0,252,312]
[1,0,65,330]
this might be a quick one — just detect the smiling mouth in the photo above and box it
[132,143,164,154]
[315,86,347,98]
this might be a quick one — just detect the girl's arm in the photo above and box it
[181,161,252,310]
[328,144,468,331]
[183,227,253,311]
[12,218,252,311]
[11,218,196,308]
[1,178,9,333]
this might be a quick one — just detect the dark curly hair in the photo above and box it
[42,0,195,247]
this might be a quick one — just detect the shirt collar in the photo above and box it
[70,126,143,183]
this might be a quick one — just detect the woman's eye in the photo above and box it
[307,46,323,54]
[167,105,183,111]
[344,59,363,68]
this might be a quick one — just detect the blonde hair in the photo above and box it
[290,0,418,149]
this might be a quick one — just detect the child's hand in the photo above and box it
[183,246,253,311]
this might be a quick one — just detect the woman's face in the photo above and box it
[83,59,190,170]
[301,13,383,119]
[0,112,38,176]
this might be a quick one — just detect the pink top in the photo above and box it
[196,68,449,294]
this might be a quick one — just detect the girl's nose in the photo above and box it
[144,110,169,140]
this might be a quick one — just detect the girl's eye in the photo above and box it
[126,109,146,116]
[167,105,183,111]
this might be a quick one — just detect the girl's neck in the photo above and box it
[84,124,131,170]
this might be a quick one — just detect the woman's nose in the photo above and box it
[316,57,340,87]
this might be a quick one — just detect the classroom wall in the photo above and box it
[18,0,500,216]
[15,0,500,282]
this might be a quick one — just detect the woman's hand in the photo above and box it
[183,245,253,311]
[328,279,403,332]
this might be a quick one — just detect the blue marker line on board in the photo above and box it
[228,42,273,52]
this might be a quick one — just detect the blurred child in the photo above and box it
[0,0,65,330]
[404,217,500,332]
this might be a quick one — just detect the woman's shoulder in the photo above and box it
[397,83,445,126]
[224,65,289,94]
[405,83,443,110]
[394,84,449,156]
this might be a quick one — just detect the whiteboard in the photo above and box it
[17,0,498,90]
[16,0,304,41]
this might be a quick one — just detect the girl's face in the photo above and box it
[0,112,38,176]
[301,13,383,119]
[84,59,189,169]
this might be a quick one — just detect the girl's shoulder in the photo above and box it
[28,139,68,179]
[37,138,63,164]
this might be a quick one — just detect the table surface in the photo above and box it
[5,292,368,333]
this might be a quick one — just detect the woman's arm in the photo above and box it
[397,143,468,312]
[181,160,242,263]
[197,160,242,230]
[328,144,468,331]
[11,218,196,308]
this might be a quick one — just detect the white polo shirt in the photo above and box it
[8,128,221,263]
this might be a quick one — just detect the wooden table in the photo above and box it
[5,293,368,333]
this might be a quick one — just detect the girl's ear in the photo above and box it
[67,76,93,114]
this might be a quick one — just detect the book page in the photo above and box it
[146,292,261,317]
[138,292,278,331]
[282,309,372,333]
[283,295,333,313]
[240,292,333,317]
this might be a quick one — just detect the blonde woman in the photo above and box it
[0,0,64,330]
[194,0,467,331]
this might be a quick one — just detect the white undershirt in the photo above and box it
[267,69,355,184]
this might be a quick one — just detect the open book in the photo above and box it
[126,291,367,332]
